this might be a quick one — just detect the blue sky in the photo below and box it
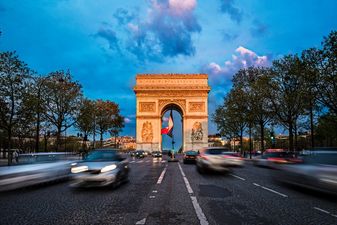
[1,0,337,144]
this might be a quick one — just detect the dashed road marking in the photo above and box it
[157,167,167,184]
[314,207,337,218]
[178,163,209,225]
[137,160,144,163]
[152,190,158,193]
[135,218,146,224]
[149,196,156,199]
[229,174,246,181]
[253,183,288,198]
[130,161,135,163]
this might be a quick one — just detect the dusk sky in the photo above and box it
[1,0,337,142]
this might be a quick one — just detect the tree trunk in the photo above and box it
[100,132,103,147]
[56,129,61,152]
[309,105,315,149]
[289,122,294,151]
[35,111,40,153]
[260,120,265,152]
[7,128,12,166]
[294,122,298,152]
[249,124,252,159]
[240,128,243,155]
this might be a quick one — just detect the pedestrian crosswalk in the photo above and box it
[129,159,166,164]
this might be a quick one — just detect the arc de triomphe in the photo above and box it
[134,74,211,152]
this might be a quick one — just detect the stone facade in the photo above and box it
[134,74,211,152]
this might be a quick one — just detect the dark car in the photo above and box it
[183,151,199,164]
[135,150,145,158]
[70,149,129,188]
[274,150,337,195]
[253,149,301,168]
[152,151,162,158]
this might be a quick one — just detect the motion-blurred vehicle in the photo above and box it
[274,149,337,195]
[152,151,162,158]
[183,150,199,164]
[222,152,245,167]
[196,147,231,173]
[135,150,145,158]
[252,149,301,168]
[70,149,129,188]
[130,151,136,157]
[0,153,75,192]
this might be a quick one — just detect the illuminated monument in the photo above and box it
[133,74,211,152]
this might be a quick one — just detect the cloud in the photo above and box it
[202,46,270,85]
[124,117,132,124]
[250,19,268,37]
[96,28,120,52]
[97,0,201,62]
[113,8,135,26]
[220,0,243,24]
[222,31,238,41]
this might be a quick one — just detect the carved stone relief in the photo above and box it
[191,121,203,141]
[141,121,153,142]
[139,102,156,112]
[189,102,205,112]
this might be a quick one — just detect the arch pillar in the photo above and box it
[134,74,211,152]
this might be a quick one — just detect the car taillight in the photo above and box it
[268,157,288,163]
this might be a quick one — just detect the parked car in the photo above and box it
[152,151,162,158]
[0,152,75,192]
[252,149,301,168]
[135,150,145,158]
[70,149,129,188]
[196,147,231,173]
[274,149,337,195]
[183,150,199,164]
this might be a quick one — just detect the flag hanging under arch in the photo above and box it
[161,110,174,137]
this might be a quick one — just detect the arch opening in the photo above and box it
[161,104,183,153]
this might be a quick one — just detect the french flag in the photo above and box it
[161,110,174,137]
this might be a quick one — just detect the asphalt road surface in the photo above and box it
[0,155,337,225]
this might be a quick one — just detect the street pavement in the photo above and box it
[0,155,337,225]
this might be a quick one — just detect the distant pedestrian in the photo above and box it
[13,150,19,163]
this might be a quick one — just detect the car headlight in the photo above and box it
[101,164,117,173]
[71,166,88,173]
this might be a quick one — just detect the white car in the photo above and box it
[196,147,232,173]
[0,153,74,192]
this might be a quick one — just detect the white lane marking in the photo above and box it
[135,218,146,224]
[149,196,156,199]
[178,163,209,225]
[137,160,144,163]
[253,183,288,198]
[229,174,246,181]
[152,190,158,193]
[145,160,150,163]
[130,161,135,163]
[161,160,165,163]
[157,167,167,184]
[314,207,337,218]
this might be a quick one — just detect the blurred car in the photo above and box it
[130,151,136,157]
[183,151,199,164]
[274,150,337,195]
[134,150,145,158]
[0,153,75,192]
[222,152,245,167]
[152,151,162,158]
[196,147,231,173]
[253,149,301,168]
[70,149,129,188]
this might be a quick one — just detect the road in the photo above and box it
[0,155,337,225]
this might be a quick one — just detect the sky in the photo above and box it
[1,0,337,147]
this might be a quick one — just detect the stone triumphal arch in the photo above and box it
[134,74,211,152]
